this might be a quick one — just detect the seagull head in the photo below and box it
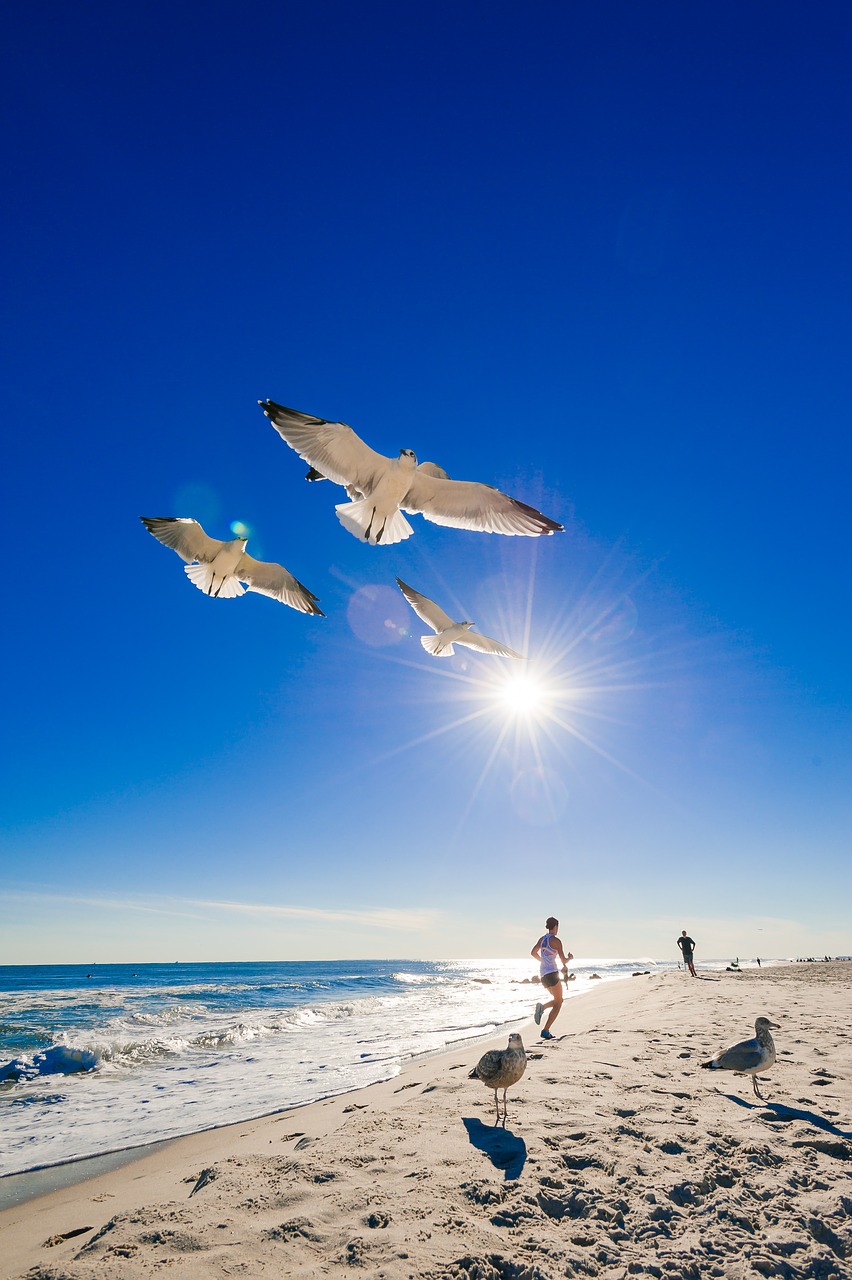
[398,448,418,469]
[755,1017,780,1032]
[461,621,474,630]
[507,1033,524,1050]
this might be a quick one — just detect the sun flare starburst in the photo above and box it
[495,670,549,716]
[338,545,677,835]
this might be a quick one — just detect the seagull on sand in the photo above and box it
[396,578,525,659]
[258,399,563,546]
[470,1033,527,1123]
[140,517,323,615]
[701,1017,780,1100]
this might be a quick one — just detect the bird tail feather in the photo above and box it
[421,636,454,657]
[335,499,413,546]
[700,1060,715,1070]
[184,563,245,598]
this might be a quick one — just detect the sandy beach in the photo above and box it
[2,961,849,1280]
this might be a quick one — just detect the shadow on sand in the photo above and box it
[462,1117,527,1179]
[720,1093,852,1140]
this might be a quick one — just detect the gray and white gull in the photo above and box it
[141,517,323,615]
[396,578,525,659]
[701,1016,780,1100]
[259,400,563,546]
[470,1033,527,1123]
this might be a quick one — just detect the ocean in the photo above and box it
[0,956,755,1178]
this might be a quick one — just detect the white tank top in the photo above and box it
[539,933,559,975]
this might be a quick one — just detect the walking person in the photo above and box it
[677,929,697,977]
[532,917,572,1039]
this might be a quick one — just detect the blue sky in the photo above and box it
[2,1,850,963]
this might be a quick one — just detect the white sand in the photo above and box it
[2,961,850,1280]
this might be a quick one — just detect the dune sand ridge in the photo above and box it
[1,961,849,1280]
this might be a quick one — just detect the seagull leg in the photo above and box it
[493,1090,500,1124]
[502,1089,508,1123]
[364,508,376,541]
[375,516,388,543]
[752,1075,766,1101]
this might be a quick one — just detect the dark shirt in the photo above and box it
[677,936,695,957]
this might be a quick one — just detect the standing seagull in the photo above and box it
[397,578,525,659]
[141,518,323,615]
[470,1034,527,1123]
[701,1016,780,1100]
[259,400,563,545]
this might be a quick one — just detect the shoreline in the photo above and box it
[2,962,849,1280]
[0,1016,538,1213]
[0,963,803,1203]
[0,959,788,1187]
[1,967,657,1192]
[1,958,671,1184]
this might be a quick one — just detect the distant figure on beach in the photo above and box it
[531,917,572,1039]
[756,957,761,967]
[677,930,697,977]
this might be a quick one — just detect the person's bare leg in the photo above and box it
[543,983,563,1033]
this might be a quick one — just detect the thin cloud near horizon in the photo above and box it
[0,890,439,934]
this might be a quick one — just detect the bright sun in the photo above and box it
[498,671,546,715]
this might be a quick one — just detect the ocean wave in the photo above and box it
[0,1045,97,1082]
[392,971,452,985]
[126,1006,196,1027]
[6,997,405,1074]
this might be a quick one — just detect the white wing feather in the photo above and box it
[457,632,526,659]
[402,472,561,536]
[259,400,390,497]
[141,517,223,563]
[396,578,455,633]
[238,554,323,616]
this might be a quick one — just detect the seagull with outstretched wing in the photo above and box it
[140,517,323,615]
[259,399,563,546]
[397,578,525,659]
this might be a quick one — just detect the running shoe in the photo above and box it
[540,1029,554,1040]
[534,1002,544,1025]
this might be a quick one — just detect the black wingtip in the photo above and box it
[510,497,564,535]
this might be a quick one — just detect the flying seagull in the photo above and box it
[140,517,323,615]
[258,399,563,546]
[701,1016,780,1100]
[469,1033,527,1123]
[396,578,525,659]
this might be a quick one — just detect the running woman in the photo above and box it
[531,916,572,1039]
